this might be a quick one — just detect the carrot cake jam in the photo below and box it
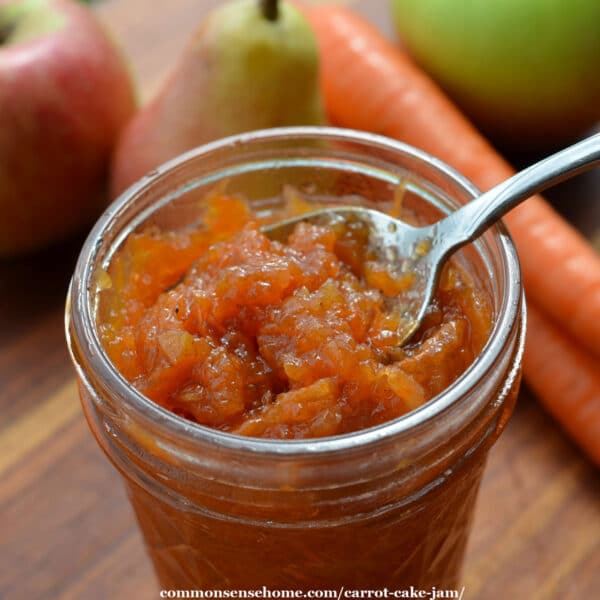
[97,193,492,438]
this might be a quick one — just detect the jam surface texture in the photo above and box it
[98,194,492,438]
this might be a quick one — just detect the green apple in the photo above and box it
[390,0,600,150]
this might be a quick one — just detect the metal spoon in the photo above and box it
[263,133,600,346]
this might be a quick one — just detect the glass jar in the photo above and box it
[66,127,524,590]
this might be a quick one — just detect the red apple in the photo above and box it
[0,0,136,257]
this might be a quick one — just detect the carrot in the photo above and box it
[306,4,600,359]
[524,304,600,466]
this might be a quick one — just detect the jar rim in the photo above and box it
[67,126,522,456]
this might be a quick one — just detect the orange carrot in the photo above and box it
[306,5,600,359]
[524,304,600,466]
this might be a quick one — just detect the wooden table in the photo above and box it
[1,2,598,598]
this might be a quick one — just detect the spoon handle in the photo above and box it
[436,132,600,252]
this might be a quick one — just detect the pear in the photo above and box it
[111,0,325,196]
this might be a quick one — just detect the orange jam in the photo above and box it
[98,194,492,438]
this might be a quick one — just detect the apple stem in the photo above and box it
[0,17,15,45]
[261,0,278,21]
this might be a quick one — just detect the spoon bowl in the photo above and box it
[263,133,600,347]
[263,206,437,344]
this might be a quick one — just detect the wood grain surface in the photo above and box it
[1,1,598,599]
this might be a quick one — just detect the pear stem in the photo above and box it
[261,0,278,21]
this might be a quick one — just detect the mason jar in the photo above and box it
[66,127,524,591]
